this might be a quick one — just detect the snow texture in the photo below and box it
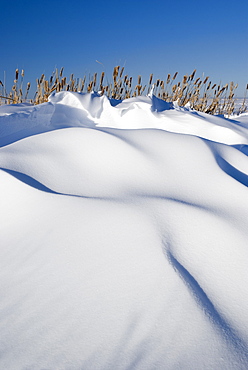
[0,91,248,369]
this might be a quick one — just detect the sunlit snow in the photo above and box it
[0,91,248,369]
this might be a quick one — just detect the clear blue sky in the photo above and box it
[1,0,248,96]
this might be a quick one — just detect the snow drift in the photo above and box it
[0,91,248,369]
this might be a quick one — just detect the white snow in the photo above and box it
[0,91,248,369]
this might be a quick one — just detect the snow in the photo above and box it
[0,91,248,369]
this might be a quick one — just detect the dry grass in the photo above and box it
[0,67,247,115]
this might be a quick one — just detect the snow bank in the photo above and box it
[0,92,248,369]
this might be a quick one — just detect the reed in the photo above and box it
[0,67,247,116]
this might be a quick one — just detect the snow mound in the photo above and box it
[0,92,248,369]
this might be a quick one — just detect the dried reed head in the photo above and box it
[203,76,209,84]
[120,67,124,78]
[172,72,178,80]
[183,75,188,84]
[100,72,105,87]
[149,74,153,85]
[190,69,196,81]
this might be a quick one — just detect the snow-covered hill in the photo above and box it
[0,92,248,369]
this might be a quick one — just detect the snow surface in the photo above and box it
[0,91,248,369]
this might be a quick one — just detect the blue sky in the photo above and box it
[1,0,248,96]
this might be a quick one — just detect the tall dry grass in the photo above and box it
[0,67,247,115]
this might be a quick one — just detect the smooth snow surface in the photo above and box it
[0,91,248,369]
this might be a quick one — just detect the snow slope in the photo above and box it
[0,91,248,369]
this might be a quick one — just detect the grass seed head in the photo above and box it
[120,67,124,78]
[149,74,153,85]
[172,72,178,80]
[183,75,188,84]
[190,69,196,81]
